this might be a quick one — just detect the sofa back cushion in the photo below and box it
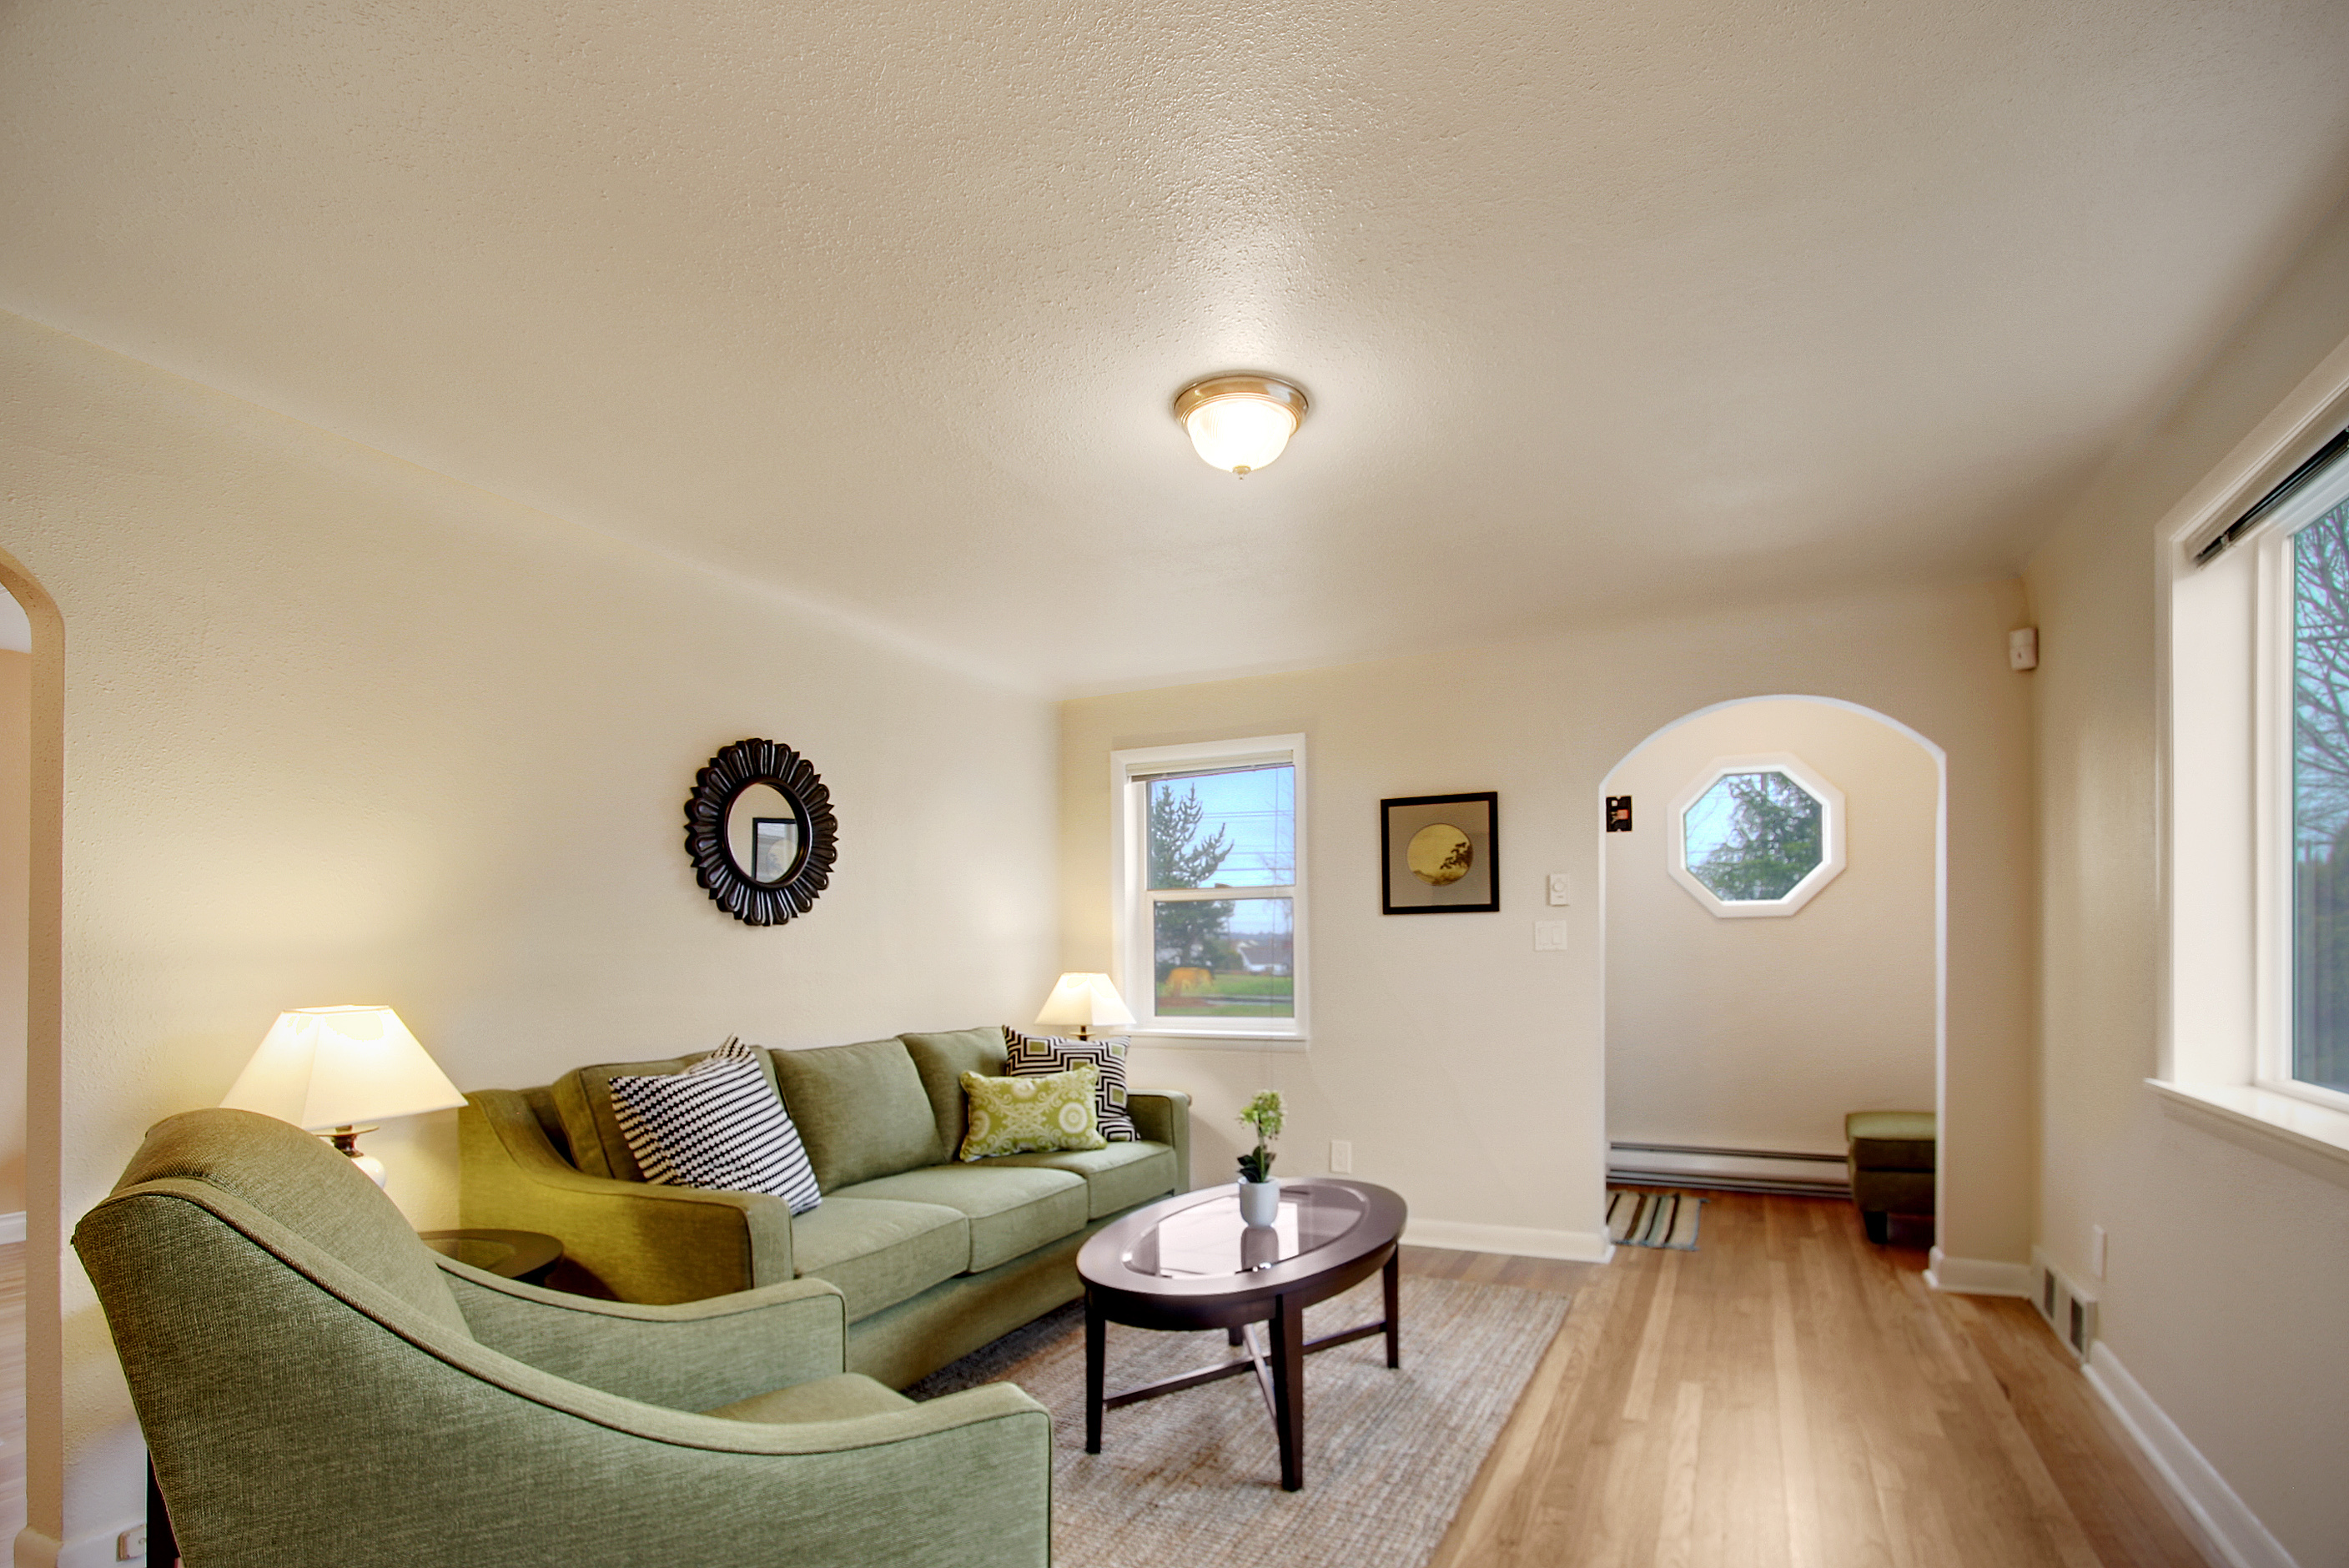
[768,1038,946,1190]
[899,1027,1009,1158]
[552,1043,786,1181]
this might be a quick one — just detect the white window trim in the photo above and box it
[1109,734,1309,1048]
[2252,470,2349,1118]
[1664,753,1847,918]
[2160,322,2349,1165]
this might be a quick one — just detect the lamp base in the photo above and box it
[324,1126,388,1189]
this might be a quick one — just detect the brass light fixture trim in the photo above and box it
[1172,373,1311,475]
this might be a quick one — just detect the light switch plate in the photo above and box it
[1330,1139,1353,1173]
[1534,921,1569,951]
[1547,872,1572,906]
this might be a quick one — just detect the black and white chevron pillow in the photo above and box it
[1002,1027,1138,1141]
[608,1038,822,1214]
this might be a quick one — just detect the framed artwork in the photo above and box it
[1381,792,1499,914]
[752,817,802,885]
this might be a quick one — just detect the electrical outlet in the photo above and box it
[1547,872,1572,906]
[118,1524,147,1561]
[1533,921,1569,951]
[1329,1139,1353,1173]
[2089,1224,2107,1279]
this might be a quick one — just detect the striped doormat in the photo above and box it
[1607,1188,1704,1250]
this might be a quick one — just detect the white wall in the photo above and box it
[0,309,1062,1564]
[1606,698,1938,1156]
[1059,577,2032,1269]
[2026,193,2349,1565]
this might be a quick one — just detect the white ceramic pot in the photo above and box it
[1237,1176,1280,1228]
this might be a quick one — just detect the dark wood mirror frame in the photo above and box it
[683,737,838,926]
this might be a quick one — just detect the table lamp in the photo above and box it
[1034,972,1135,1040]
[219,1005,465,1186]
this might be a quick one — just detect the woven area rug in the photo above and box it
[907,1274,1569,1568]
[1606,1187,1704,1249]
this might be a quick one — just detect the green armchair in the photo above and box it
[74,1109,1052,1568]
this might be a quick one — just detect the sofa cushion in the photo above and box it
[1003,1028,1138,1141]
[981,1142,1179,1219]
[958,1067,1107,1161]
[787,1198,969,1322]
[702,1374,913,1425]
[827,1164,1089,1274]
[900,1027,1009,1157]
[607,1039,822,1215]
[553,1043,784,1181]
[768,1038,948,1190]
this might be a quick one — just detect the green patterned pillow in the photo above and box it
[958,1065,1108,1160]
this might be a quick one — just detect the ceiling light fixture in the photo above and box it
[1174,374,1310,476]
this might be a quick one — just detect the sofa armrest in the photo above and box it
[441,1262,848,1410]
[1129,1088,1191,1191]
[460,1091,793,1304]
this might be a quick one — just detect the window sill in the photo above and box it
[1125,1028,1310,1052]
[2146,1078,2349,1169]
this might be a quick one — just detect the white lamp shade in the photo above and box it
[1185,396,1298,474]
[1034,972,1136,1033]
[220,1006,465,1129]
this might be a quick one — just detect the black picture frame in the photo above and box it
[1380,792,1499,914]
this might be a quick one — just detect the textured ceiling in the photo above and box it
[6,0,2349,693]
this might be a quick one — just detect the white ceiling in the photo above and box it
[6,1,2349,694]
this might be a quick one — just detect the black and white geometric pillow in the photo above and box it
[608,1038,822,1214]
[1002,1027,1138,1142]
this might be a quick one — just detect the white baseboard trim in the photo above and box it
[1404,1218,1615,1264]
[15,1518,150,1567]
[0,1213,25,1245]
[2084,1343,2299,1568]
[1922,1247,2033,1297]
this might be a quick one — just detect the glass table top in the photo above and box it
[1120,1183,1371,1279]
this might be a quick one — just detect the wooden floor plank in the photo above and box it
[1415,1194,2216,1568]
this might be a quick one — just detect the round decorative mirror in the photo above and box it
[684,738,838,926]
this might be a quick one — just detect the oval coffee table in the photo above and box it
[1077,1178,1407,1491]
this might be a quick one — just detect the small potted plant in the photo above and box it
[1236,1090,1284,1227]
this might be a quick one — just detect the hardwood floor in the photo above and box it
[1416,1193,2212,1568]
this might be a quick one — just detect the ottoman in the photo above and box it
[1846,1110,1934,1244]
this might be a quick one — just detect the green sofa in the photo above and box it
[462,1026,1191,1388]
[79,1108,1051,1568]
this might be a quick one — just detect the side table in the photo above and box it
[419,1228,563,1284]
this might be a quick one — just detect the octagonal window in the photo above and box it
[1665,754,1845,917]
[1683,771,1824,901]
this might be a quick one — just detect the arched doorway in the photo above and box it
[0,549,64,1564]
[1600,696,1946,1244]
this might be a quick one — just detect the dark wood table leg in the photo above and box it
[1084,1292,1106,1454]
[1269,1294,1306,1490]
[1228,1324,1246,1346]
[1383,1246,1401,1369]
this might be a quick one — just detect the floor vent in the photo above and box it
[2030,1247,2099,1362]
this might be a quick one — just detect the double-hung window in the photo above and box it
[2260,442,2349,1108]
[1109,735,1307,1043]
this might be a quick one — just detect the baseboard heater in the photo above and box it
[1608,1142,1851,1198]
